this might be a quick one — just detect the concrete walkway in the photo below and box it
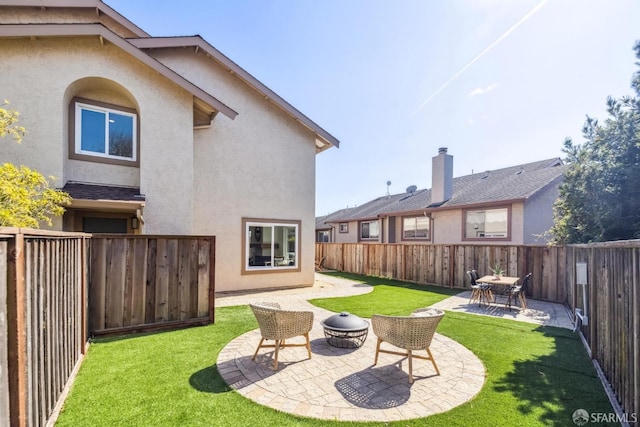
[215,273,573,422]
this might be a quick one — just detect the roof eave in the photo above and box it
[0,0,151,37]
[69,199,145,211]
[128,36,340,150]
[0,23,238,120]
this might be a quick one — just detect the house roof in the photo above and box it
[323,158,567,223]
[128,36,340,152]
[62,182,144,201]
[0,0,339,150]
[0,0,150,37]
[0,23,237,121]
[316,207,355,230]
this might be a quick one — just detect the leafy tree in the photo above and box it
[551,41,640,244]
[0,100,26,142]
[0,101,70,228]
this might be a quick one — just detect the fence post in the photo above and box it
[6,232,27,427]
[0,239,10,426]
[208,237,216,324]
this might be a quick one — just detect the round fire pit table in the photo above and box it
[321,312,369,348]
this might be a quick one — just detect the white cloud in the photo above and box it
[469,83,499,97]
[410,0,547,116]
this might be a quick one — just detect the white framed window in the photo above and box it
[70,97,138,166]
[243,218,300,273]
[339,223,348,233]
[360,220,379,240]
[402,216,430,240]
[464,207,510,239]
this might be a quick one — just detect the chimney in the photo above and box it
[431,147,453,204]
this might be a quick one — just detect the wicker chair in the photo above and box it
[249,302,314,370]
[371,308,445,383]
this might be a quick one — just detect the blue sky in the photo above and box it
[105,0,640,216]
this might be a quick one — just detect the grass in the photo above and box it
[56,272,616,426]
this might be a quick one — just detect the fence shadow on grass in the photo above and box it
[493,326,616,427]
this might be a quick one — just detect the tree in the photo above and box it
[0,100,26,142]
[0,101,70,228]
[550,41,640,244]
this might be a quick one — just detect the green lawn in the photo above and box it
[56,273,615,426]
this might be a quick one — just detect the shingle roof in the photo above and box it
[62,183,145,202]
[323,158,566,223]
[316,207,355,229]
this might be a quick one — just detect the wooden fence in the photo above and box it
[1,230,216,427]
[315,241,639,420]
[316,243,566,302]
[565,241,639,422]
[1,228,88,427]
[88,235,216,336]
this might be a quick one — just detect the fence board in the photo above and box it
[197,239,210,318]
[316,243,565,300]
[1,231,88,427]
[0,240,8,425]
[88,236,215,335]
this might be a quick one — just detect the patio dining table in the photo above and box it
[478,275,520,304]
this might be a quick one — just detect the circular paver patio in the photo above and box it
[217,303,485,422]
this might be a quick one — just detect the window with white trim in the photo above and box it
[72,99,137,163]
[464,207,509,239]
[244,219,300,272]
[360,220,379,240]
[402,216,430,240]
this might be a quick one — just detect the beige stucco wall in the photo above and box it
[145,49,318,291]
[429,203,525,245]
[332,221,360,243]
[0,36,194,234]
[1,11,326,292]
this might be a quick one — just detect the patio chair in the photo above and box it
[505,273,532,310]
[249,302,314,370]
[371,308,445,383]
[467,270,493,305]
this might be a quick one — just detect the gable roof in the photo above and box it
[316,207,355,230]
[324,158,567,223]
[0,22,238,121]
[129,36,340,152]
[0,0,150,37]
[0,0,339,150]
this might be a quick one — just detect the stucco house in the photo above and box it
[0,0,339,292]
[318,148,566,246]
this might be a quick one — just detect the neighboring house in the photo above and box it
[318,148,567,246]
[0,0,338,292]
[315,207,354,242]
